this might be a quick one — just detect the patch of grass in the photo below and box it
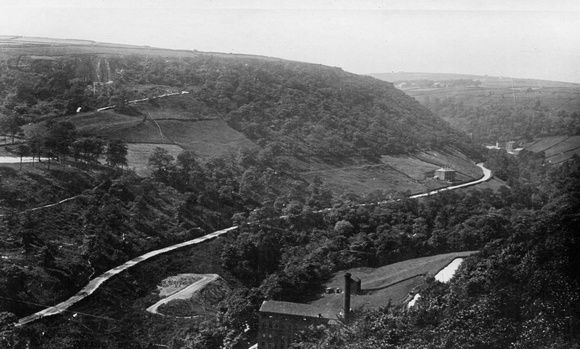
[299,148,483,197]
[63,110,255,167]
[155,119,255,155]
[525,135,570,153]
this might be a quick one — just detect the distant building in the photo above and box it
[485,143,501,150]
[434,167,456,181]
[257,274,355,349]
[506,141,517,152]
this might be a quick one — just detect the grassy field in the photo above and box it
[308,251,478,313]
[154,119,255,155]
[299,147,483,197]
[63,107,256,174]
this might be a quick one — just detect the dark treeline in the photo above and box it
[425,96,580,143]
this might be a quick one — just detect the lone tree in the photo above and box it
[28,131,44,165]
[106,139,128,168]
[15,144,30,170]
[148,147,174,182]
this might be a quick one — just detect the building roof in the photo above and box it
[435,168,455,172]
[259,300,337,320]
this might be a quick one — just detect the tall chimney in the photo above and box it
[344,273,351,320]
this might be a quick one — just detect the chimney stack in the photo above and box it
[344,273,351,320]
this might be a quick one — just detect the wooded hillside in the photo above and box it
[0,40,476,164]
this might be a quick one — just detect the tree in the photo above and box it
[44,121,77,161]
[0,111,23,144]
[148,147,174,182]
[73,137,105,163]
[106,139,128,168]
[15,143,30,170]
[28,131,44,165]
[0,312,17,348]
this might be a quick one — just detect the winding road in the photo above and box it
[409,163,492,198]
[16,163,492,326]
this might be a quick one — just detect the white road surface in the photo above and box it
[0,156,49,163]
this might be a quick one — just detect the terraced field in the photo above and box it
[524,135,580,164]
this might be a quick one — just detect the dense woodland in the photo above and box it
[424,96,580,143]
[0,50,578,348]
[2,148,578,348]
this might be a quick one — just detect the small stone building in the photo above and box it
[434,168,456,181]
[506,141,518,152]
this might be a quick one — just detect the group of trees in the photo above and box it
[6,120,128,169]
[0,169,204,318]
[0,57,133,118]
[146,145,333,230]
[424,96,580,143]
[0,109,24,144]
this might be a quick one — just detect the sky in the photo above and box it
[1,0,580,83]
